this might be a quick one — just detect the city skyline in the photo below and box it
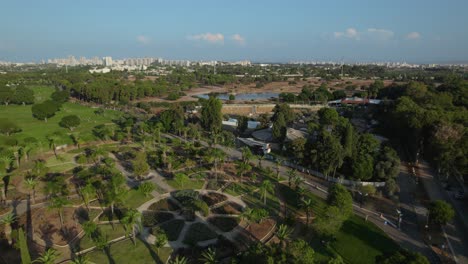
[1,0,468,63]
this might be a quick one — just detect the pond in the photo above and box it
[196,92,279,101]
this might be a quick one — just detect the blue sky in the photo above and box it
[1,0,467,63]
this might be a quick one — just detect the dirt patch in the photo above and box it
[17,207,82,246]
[245,219,276,241]
[201,192,227,206]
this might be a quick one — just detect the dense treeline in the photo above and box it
[376,75,467,178]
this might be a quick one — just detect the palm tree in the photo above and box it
[22,145,33,162]
[121,209,142,246]
[209,148,226,181]
[236,161,251,184]
[70,133,84,149]
[0,155,13,172]
[257,155,265,168]
[104,173,126,216]
[241,146,253,165]
[9,145,23,168]
[33,248,59,264]
[199,247,217,264]
[1,213,17,245]
[240,208,255,225]
[152,227,168,254]
[302,198,314,226]
[80,184,96,212]
[70,255,94,264]
[276,224,291,248]
[48,196,70,230]
[32,159,48,177]
[259,180,274,205]
[292,176,304,191]
[82,221,98,239]
[275,158,283,180]
[25,177,38,204]
[287,169,297,187]
[170,256,188,264]
[46,133,61,158]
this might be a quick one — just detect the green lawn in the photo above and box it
[165,179,205,190]
[122,188,154,209]
[0,100,120,146]
[32,85,55,103]
[78,224,127,250]
[84,238,172,264]
[278,184,398,263]
[45,152,77,173]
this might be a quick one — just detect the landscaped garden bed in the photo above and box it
[148,198,180,211]
[208,216,240,232]
[201,192,227,206]
[182,222,218,245]
[155,219,185,241]
[142,211,174,227]
[211,202,243,215]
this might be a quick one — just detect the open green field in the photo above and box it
[278,184,399,263]
[0,86,121,146]
[84,238,172,264]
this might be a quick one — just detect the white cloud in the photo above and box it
[231,34,246,45]
[367,28,394,40]
[334,28,359,40]
[188,32,224,44]
[406,32,421,40]
[136,35,151,45]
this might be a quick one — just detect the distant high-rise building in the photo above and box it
[103,56,113,66]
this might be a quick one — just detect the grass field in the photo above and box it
[84,238,172,264]
[166,179,205,190]
[0,86,121,147]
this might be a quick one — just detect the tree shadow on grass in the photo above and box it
[138,237,163,264]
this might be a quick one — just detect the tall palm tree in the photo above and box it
[257,155,265,169]
[82,221,98,240]
[25,177,38,204]
[121,209,142,246]
[1,213,17,245]
[152,227,168,254]
[276,224,291,248]
[236,161,251,184]
[292,175,304,191]
[46,133,61,158]
[70,255,94,264]
[209,148,226,181]
[302,198,314,226]
[287,169,297,187]
[275,158,283,180]
[241,147,253,165]
[48,196,70,230]
[32,159,48,177]
[33,248,59,264]
[0,155,13,202]
[199,247,217,264]
[104,173,126,216]
[80,184,96,212]
[22,145,34,162]
[259,180,274,205]
[9,145,23,168]
[170,256,188,264]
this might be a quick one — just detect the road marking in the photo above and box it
[442,226,458,263]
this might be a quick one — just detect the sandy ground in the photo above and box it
[138,77,398,104]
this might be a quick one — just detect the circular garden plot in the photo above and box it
[139,190,257,248]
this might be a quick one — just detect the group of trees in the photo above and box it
[0,85,35,105]
[281,107,400,182]
[377,77,467,178]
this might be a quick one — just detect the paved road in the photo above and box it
[163,133,440,262]
[416,161,468,264]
